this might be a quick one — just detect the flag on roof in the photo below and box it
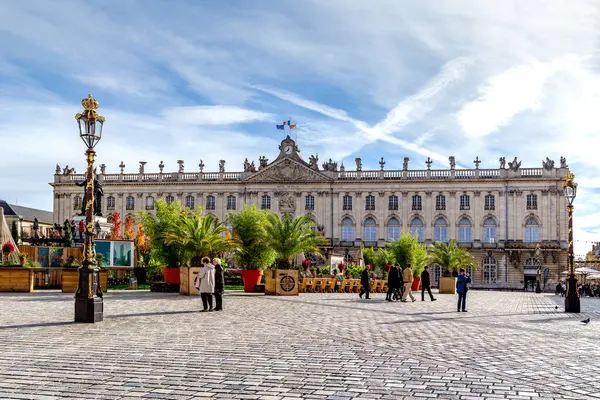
[289,124,297,129]
[276,124,285,130]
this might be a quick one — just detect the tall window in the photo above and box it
[341,217,355,241]
[436,194,446,211]
[484,194,495,210]
[434,218,448,242]
[146,196,154,210]
[409,218,424,242]
[387,218,400,241]
[365,195,375,211]
[483,257,497,284]
[206,195,216,210]
[458,218,472,242]
[305,195,315,210]
[524,217,540,242]
[107,196,115,210]
[363,217,377,241]
[126,196,135,210]
[412,195,422,211]
[432,264,442,287]
[261,195,271,210]
[483,217,497,243]
[227,195,237,210]
[343,195,352,210]
[527,194,538,210]
[185,195,195,209]
[388,195,398,211]
[165,195,174,205]
[73,196,82,210]
[460,194,470,210]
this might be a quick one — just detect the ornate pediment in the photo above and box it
[244,158,334,183]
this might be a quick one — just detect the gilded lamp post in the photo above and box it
[563,171,579,313]
[74,94,105,323]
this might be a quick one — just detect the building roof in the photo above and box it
[0,200,53,224]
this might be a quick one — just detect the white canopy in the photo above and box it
[0,207,19,255]
[576,267,600,275]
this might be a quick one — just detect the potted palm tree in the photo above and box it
[387,232,427,290]
[228,205,276,293]
[429,240,477,294]
[262,212,326,295]
[164,212,237,295]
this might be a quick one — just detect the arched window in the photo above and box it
[458,218,472,242]
[434,218,448,242]
[387,218,400,241]
[227,195,236,210]
[341,217,355,241]
[436,194,446,211]
[363,217,377,241]
[261,195,270,210]
[185,195,195,209]
[524,217,539,243]
[73,195,82,211]
[145,196,154,210]
[165,195,174,205]
[126,196,135,210]
[206,195,216,210]
[483,218,497,243]
[524,257,541,267]
[365,195,375,211]
[106,196,115,210]
[343,195,352,210]
[483,256,497,284]
[409,218,424,242]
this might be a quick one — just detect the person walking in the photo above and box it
[78,220,85,241]
[386,264,400,301]
[213,257,224,311]
[359,264,372,299]
[198,257,215,312]
[421,266,436,301]
[401,264,416,302]
[456,268,471,312]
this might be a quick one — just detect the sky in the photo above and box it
[1,0,599,256]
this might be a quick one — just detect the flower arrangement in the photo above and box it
[18,254,26,266]
[384,263,391,272]
[2,242,15,254]
[338,261,345,272]
[302,259,311,270]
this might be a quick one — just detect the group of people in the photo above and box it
[555,281,600,298]
[194,257,225,312]
[359,264,472,312]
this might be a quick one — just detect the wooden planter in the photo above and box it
[439,276,457,294]
[0,267,34,292]
[179,267,202,296]
[62,269,108,293]
[265,269,299,296]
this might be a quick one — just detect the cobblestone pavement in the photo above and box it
[1,290,599,400]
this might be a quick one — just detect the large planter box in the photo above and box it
[162,267,181,284]
[179,267,202,296]
[265,269,299,296]
[439,277,457,294]
[0,268,34,292]
[411,276,421,291]
[62,269,107,293]
[241,270,264,293]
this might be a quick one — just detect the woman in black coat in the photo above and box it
[213,258,225,311]
[386,265,399,301]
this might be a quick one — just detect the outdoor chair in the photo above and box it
[327,278,337,293]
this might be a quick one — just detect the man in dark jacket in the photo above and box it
[420,266,436,301]
[359,264,371,299]
[456,268,471,312]
[386,264,399,301]
[213,258,225,311]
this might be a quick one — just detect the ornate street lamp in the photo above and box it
[535,244,542,293]
[74,94,105,323]
[563,171,579,313]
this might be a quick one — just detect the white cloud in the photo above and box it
[161,106,274,126]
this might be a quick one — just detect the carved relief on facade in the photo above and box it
[278,193,296,214]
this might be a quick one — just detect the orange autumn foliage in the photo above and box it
[124,215,135,240]
[110,212,122,240]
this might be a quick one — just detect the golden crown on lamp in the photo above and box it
[564,171,575,186]
[74,94,105,124]
[81,94,99,111]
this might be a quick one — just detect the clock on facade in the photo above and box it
[283,145,293,155]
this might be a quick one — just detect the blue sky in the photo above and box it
[1,0,599,255]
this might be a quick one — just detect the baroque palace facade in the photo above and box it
[51,136,571,290]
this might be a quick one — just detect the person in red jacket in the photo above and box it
[78,220,85,241]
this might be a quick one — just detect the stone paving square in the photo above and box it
[0,290,599,400]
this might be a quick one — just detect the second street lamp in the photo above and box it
[563,171,580,313]
[74,94,105,323]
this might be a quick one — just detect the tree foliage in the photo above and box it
[387,231,428,276]
[10,221,18,243]
[264,212,326,269]
[428,240,478,275]
[63,220,73,248]
[110,212,122,240]
[123,215,135,240]
[227,205,276,270]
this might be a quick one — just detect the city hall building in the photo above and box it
[51,136,571,290]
